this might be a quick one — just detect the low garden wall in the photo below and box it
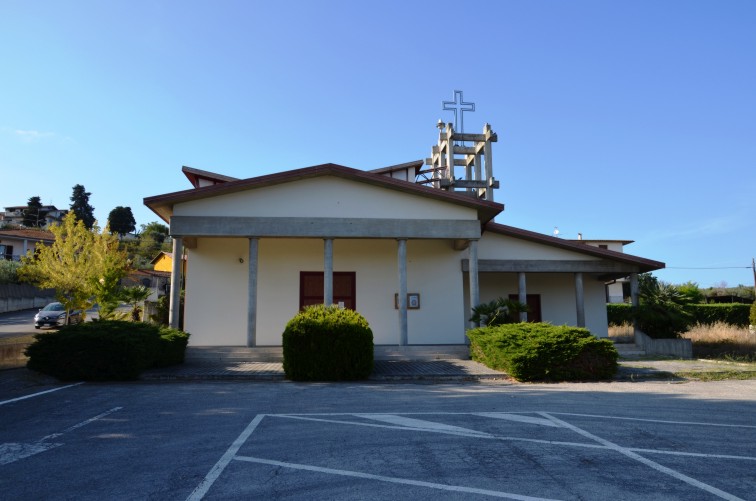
[635,330,693,359]
[0,284,55,313]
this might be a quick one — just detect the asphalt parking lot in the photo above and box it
[1,377,754,500]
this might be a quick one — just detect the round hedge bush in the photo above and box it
[282,305,373,381]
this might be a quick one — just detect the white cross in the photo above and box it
[442,90,475,133]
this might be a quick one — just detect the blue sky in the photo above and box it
[1,1,754,289]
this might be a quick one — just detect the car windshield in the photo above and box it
[41,303,64,312]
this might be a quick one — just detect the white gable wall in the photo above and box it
[478,232,603,261]
[174,177,478,221]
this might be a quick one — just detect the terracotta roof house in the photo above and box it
[144,123,663,349]
[0,228,55,261]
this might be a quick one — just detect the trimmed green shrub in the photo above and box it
[25,320,189,381]
[608,302,752,334]
[467,323,618,382]
[607,303,633,326]
[283,305,373,381]
[686,304,750,327]
[750,302,756,326]
[154,326,191,367]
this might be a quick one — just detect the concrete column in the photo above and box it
[518,272,528,322]
[247,238,259,347]
[575,272,585,327]
[324,238,333,306]
[469,240,480,330]
[630,272,639,338]
[397,239,408,346]
[169,237,183,329]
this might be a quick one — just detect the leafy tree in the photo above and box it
[676,281,705,304]
[23,196,46,227]
[0,260,22,284]
[108,206,137,237]
[70,184,96,229]
[19,212,129,321]
[129,222,171,269]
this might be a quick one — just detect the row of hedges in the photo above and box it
[467,323,618,382]
[608,303,752,329]
[26,320,189,381]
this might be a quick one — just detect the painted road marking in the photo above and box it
[186,414,265,501]
[354,413,492,436]
[0,383,84,407]
[474,412,562,427]
[550,411,756,429]
[540,412,745,501]
[0,407,121,466]
[189,411,753,500]
[234,454,563,501]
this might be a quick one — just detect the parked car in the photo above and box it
[34,302,82,329]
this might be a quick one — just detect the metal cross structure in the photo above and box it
[442,90,475,134]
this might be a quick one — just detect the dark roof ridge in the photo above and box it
[484,222,664,270]
[145,163,504,224]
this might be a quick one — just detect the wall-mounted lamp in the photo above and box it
[238,257,244,263]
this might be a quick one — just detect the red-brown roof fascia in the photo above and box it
[0,229,55,242]
[145,163,504,224]
[182,166,240,188]
[368,160,424,175]
[484,222,664,271]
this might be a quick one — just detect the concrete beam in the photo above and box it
[171,216,481,240]
[461,259,641,274]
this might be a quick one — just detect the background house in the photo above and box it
[1,205,67,229]
[0,228,55,261]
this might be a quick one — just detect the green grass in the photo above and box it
[674,370,756,381]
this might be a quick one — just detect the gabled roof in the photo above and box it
[368,160,424,175]
[484,222,664,272]
[0,228,55,242]
[149,251,186,265]
[569,239,634,245]
[182,166,240,188]
[145,163,504,224]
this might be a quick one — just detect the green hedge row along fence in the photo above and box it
[607,303,752,329]
[25,320,189,381]
[467,323,618,382]
[282,305,374,381]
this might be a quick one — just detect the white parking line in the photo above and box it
[0,383,84,407]
[540,412,745,501]
[189,411,753,500]
[0,406,122,465]
[186,414,265,501]
[234,455,562,501]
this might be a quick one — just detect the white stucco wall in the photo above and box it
[174,176,477,221]
[185,237,467,346]
[465,272,609,337]
[184,237,249,345]
[477,232,603,261]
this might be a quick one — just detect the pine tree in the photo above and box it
[23,196,46,227]
[70,184,96,229]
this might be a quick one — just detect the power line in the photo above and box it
[666,266,751,270]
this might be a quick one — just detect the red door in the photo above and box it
[300,272,356,310]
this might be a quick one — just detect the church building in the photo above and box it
[144,121,663,351]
